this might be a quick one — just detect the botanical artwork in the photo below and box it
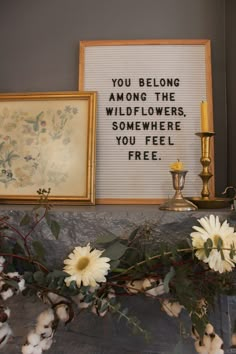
[0,99,89,197]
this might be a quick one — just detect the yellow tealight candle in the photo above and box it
[201,101,209,132]
[170,160,184,171]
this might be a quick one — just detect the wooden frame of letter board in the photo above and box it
[79,39,214,205]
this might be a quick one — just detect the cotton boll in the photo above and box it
[36,309,55,327]
[143,278,165,297]
[46,292,68,305]
[202,334,212,351]
[210,334,223,350]
[6,272,19,278]
[0,306,10,326]
[22,344,36,354]
[36,309,56,337]
[194,340,209,354]
[39,337,53,350]
[55,304,70,323]
[231,333,236,346]
[79,300,92,309]
[5,273,25,293]
[0,323,12,349]
[17,278,26,292]
[209,350,224,354]
[22,344,42,354]
[205,323,214,335]
[1,288,14,300]
[126,280,143,294]
[0,257,5,273]
[27,331,41,346]
[161,299,183,317]
[35,322,53,338]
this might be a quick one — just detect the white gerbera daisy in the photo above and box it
[191,214,236,273]
[63,243,110,288]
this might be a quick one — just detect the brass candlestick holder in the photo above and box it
[159,170,198,211]
[188,132,232,209]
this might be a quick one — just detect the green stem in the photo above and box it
[111,247,193,278]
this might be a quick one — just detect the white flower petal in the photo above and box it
[191,215,236,273]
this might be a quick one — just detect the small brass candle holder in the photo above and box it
[188,132,232,209]
[159,170,198,211]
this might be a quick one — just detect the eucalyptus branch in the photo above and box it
[111,247,194,278]
[108,300,150,340]
[92,294,150,340]
[111,245,236,279]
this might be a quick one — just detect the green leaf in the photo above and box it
[217,237,223,251]
[230,245,236,259]
[220,249,225,260]
[128,227,140,243]
[68,280,79,292]
[109,259,120,270]
[102,242,128,260]
[32,241,45,260]
[33,271,46,285]
[204,238,213,257]
[50,220,60,239]
[5,279,19,290]
[51,270,67,277]
[20,213,32,226]
[23,271,34,284]
[163,266,176,293]
[46,214,60,239]
[14,238,27,256]
[191,313,208,339]
[95,233,118,244]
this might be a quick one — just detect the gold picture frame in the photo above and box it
[79,39,214,205]
[0,91,96,205]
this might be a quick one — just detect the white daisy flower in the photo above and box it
[63,244,110,288]
[191,214,236,273]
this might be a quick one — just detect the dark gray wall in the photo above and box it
[0,0,227,195]
[226,0,236,187]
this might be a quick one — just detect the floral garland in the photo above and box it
[0,190,236,354]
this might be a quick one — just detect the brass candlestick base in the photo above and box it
[187,132,232,209]
[160,170,198,211]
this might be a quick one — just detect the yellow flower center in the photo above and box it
[77,257,90,271]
